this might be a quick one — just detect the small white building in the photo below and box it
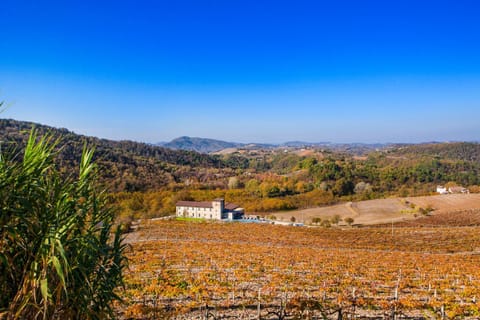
[176,198,244,220]
[436,186,448,194]
[437,185,470,194]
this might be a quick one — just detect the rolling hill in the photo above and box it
[387,142,480,162]
[0,119,248,192]
[159,136,243,153]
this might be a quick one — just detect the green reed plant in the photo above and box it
[0,129,127,319]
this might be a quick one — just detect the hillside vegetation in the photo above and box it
[3,119,480,319]
[0,119,248,192]
[2,119,480,221]
[390,142,480,162]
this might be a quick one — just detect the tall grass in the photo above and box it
[0,129,127,319]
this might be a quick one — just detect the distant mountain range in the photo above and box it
[158,136,393,154]
[159,136,244,153]
[158,136,277,153]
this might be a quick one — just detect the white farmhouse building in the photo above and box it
[436,186,448,194]
[176,198,244,220]
[437,185,469,194]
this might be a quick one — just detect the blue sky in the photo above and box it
[1,0,480,143]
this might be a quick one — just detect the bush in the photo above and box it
[0,129,128,319]
[311,217,322,225]
[320,220,331,228]
[344,217,355,226]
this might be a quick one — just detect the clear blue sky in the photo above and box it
[1,0,480,143]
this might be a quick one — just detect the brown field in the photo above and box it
[271,194,480,226]
[293,149,316,157]
[404,194,480,214]
[212,148,239,155]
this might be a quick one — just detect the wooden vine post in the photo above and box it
[257,287,261,320]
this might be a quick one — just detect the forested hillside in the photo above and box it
[0,119,248,192]
[388,142,480,162]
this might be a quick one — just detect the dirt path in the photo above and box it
[345,201,359,217]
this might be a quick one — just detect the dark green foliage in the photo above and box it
[0,119,225,167]
[223,154,250,169]
[0,129,127,319]
[391,142,480,162]
[333,178,355,196]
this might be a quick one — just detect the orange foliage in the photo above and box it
[119,221,480,318]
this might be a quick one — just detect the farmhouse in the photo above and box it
[437,185,469,194]
[436,186,448,194]
[448,186,470,194]
[176,198,244,220]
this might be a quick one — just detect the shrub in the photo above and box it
[320,220,331,228]
[344,217,355,226]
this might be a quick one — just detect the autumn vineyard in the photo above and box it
[118,217,480,319]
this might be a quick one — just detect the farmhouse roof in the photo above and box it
[176,200,240,210]
[176,201,213,208]
[224,203,240,210]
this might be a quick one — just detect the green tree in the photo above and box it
[0,129,127,319]
[333,178,355,196]
[311,217,322,225]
